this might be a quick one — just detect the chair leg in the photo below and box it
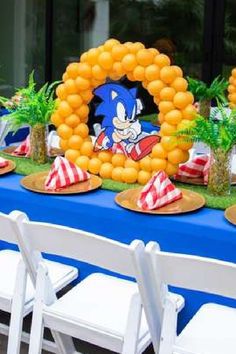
[122,293,142,354]
[159,296,178,354]
[29,262,76,354]
[7,260,27,354]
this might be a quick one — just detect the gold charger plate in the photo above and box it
[173,174,236,186]
[20,171,102,195]
[0,160,16,175]
[2,146,64,157]
[115,188,205,215]
[225,205,236,226]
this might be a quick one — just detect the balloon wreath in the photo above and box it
[52,39,196,184]
[228,69,236,109]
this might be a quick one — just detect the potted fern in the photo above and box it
[187,76,228,119]
[0,72,58,164]
[177,104,236,196]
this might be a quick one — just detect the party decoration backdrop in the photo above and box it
[52,39,196,184]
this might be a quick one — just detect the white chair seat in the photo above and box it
[0,249,78,312]
[43,273,150,351]
[176,303,236,354]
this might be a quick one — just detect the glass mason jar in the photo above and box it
[207,148,232,196]
[30,123,47,164]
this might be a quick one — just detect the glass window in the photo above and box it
[0,0,46,97]
[223,0,236,79]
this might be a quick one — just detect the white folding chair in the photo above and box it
[14,212,184,354]
[16,213,150,354]
[0,211,78,354]
[144,241,236,354]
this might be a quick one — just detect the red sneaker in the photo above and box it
[129,135,160,161]
[94,131,106,152]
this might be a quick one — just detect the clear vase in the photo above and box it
[199,99,211,119]
[207,148,232,196]
[30,124,47,164]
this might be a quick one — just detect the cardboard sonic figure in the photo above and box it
[93,83,159,161]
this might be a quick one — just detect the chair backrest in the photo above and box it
[146,241,236,300]
[0,211,18,243]
[11,211,146,283]
[143,241,236,354]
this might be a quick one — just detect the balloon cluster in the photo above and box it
[52,39,196,184]
[228,68,236,109]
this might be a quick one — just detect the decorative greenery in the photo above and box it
[176,104,236,153]
[187,76,228,103]
[2,151,236,210]
[0,72,59,132]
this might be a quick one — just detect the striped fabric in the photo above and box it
[175,155,209,179]
[112,142,128,156]
[137,170,182,210]
[13,135,30,156]
[45,156,90,191]
[0,157,9,168]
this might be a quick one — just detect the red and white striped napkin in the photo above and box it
[137,170,182,210]
[0,157,9,168]
[45,156,90,191]
[175,154,211,184]
[175,155,209,179]
[13,135,30,156]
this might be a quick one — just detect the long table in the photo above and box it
[1,172,236,331]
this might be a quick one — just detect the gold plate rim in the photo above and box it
[115,187,205,215]
[2,146,64,158]
[20,171,102,195]
[225,205,236,225]
[174,174,236,186]
[0,160,16,175]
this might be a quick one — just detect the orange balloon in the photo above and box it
[98,52,113,70]
[160,66,177,84]
[133,65,146,81]
[64,79,78,94]
[66,62,80,79]
[154,54,171,68]
[66,94,83,108]
[77,62,92,79]
[104,38,120,51]
[111,154,126,167]
[56,84,67,100]
[74,123,89,138]
[138,170,151,185]
[151,143,168,159]
[111,44,129,61]
[88,158,102,174]
[121,54,137,71]
[159,87,176,101]
[159,101,175,114]
[51,112,64,127]
[145,64,160,81]
[112,166,124,181]
[92,64,107,80]
[65,114,80,128]
[65,149,80,163]
[122,167,138,183]
[86,48,100,65]
[76,156,89,171]
[147,80,165,96]
[80,141,94,157]
[164,110,182,125]
[136,49,154,66]
[57,124,73,139]
[75,77,90,91]
[68,135,83,149]
[80,89,94,103]
[76,104,89,120]
[100,162,113,179]
[58,101,73,117]
[173,92,191,109]
[171,77,188,92]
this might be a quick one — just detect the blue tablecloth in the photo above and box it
[0,172,236,330]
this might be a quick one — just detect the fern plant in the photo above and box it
[176,104,236,152]
[187,76,228,103]
[1,72,58,132]
[177,103,236,195]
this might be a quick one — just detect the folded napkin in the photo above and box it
[137,171,182,210]
[0,157,9,168]
[45,156,90,191]
[13,135,30,156]
[175,155,209,180]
